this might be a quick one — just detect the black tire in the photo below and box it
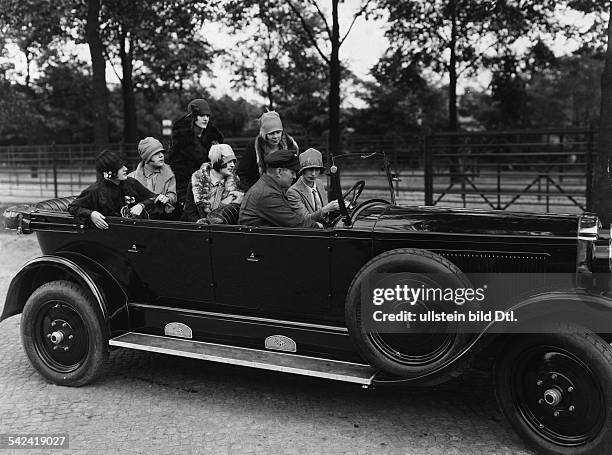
[495,324,612,455]
[21,280,108,386]
[345,248,475,379]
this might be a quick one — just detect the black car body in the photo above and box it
[2,154,612,455]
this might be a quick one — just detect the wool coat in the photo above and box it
[238,174,319,228]
[68,177,156,223]
[167,113,224,205]
[235,133,299,191]
[286,176,329,223]
[128,162,177,214]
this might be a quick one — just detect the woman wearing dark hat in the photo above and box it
[235,111,299,190]
[286,148,338,223]
[166,98,224,214]
[68,150,157,229]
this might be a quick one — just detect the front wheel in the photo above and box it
[21,280,108,386]
[495,324,612,455]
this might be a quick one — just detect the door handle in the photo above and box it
[128,244,146,253]
[246,253,260,262]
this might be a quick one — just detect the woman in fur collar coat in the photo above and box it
[181,144,243,222]
[235,111,298,190]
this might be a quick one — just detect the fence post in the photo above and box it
[52,143,58,198]
[424,134,433,205]
[586,128,594,212]
[496,164,501,209]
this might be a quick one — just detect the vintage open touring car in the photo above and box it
[2,153,612,454]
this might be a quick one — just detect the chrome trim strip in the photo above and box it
[128,303,348,333]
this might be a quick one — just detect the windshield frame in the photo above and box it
[329,152,397,227]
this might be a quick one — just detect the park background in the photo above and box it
[1,0,612,216]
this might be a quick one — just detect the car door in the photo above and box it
[210,225,331,317]
[111,219,214,307]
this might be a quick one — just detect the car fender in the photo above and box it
[372,289,612,386]
[478,289,612,336]
[1,254,130,337]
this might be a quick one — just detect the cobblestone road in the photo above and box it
[0,231,533,455]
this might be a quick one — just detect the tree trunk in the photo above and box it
[448,2,458,133]
[329,0,341,159]
[265,42,274,109]
[85,0,109,145]
[24,50,31,89]
[592,10,612,224]
[119,31,138,144]
[448,0,460,183]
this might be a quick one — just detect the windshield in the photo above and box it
[330,153,396,205]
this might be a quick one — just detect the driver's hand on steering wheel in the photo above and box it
[322,200,339,214]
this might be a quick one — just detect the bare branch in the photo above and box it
[308,0,331,39]
[457,39,498,77]
[103,46,122,82]
[286,0,330,64]
[340,0,372,46]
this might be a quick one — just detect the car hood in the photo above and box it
[372,205,581,238]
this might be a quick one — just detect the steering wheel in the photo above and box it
[325,180,365,227]
[342,180,365,211]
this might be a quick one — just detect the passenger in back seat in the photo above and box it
[68,150,157,229]
[128,137,177,219]
[181,144,243,223]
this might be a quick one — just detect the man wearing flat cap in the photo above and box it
[167,98,224,216]
[239,149,321,228]
[286,148,338,223]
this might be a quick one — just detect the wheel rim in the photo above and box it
[32,299,89,373]
[511,345,606,447]
[366,294,458,367]
[368,331,455,366]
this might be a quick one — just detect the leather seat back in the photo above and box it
[34,196,77,213]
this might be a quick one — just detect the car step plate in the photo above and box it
[109,332,376,385]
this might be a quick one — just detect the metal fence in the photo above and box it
[0,135,424,203]
[424,129,595,213]
[0,130,596,214]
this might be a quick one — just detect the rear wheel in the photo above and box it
[21,280,108,386]
[495,325,612,455]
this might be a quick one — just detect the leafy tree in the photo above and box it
[98,0,216,143]
[351,52,447,135]
[36,59,97,144]
[224,0,373,155]
[526,53,603,128]
[377,0,562,132]
[222,1,329,134]
[0,0,70,88]
[284,0,373,154]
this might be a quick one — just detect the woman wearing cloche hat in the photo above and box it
[235,110,299,190]
[181,144,243,223]
[128,137,177,218]
[286,148,339,223]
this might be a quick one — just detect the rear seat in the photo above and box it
[33,196,77,213]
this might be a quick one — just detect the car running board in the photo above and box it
[109,332,377,385]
